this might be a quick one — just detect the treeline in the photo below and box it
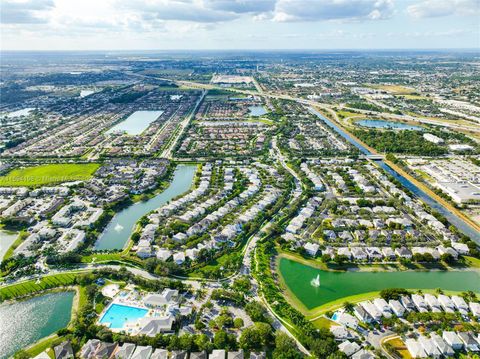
[353,129,447,155]
[253,240,345,358]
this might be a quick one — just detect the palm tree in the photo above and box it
[343,301,354,313]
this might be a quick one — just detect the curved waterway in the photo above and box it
[94,165,196,250]
[0,291,74,359]
[280,258,480,311]
[308,107,480,243]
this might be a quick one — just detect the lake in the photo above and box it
[249,106,267,116]
[4,108,34,118]
[106,110,164,135]
[0,230,18,262]
[356,119,422,131]
[94,165,196,250]
[0,291,74,359]
[80,90,94,98]
[279,257,480,311]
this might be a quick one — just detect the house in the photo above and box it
[338,340,360,356]
[170,351,187,359]
[400,295,415,312]
[451,295,469,314]
[330,325,355,340]
[437,245,458,260]
[131,346,153,359]
[227,350,244,359]
[304,242,319,256]
[381,247,396,260]
[115,343,136,359]
[210,350,226,359]
[457,332,480,351]
[249,353,265,359]
[136,316,175,336]
[373,298,392,317]
[144,289,178,307]
[54,341,74,359]
[335,312,358,329]
[395,247,412,259]
[430,333,455,357]
[418,336,442,358]
[351,350,375,359]
[437,295,456,313]
[150,349,168,359]
[388,300,405,317]
[451,242,469,255]
[337,247,352,259]
[424,294,442,312]
[442,332,463,350]
[405,339,426,358]
[353,305,372,323]
[173,252,185,265]
[80,340,118,359]
[366,247,383,260]
[469,302,480,318]
[350,247,367,261]
[189,352,207,359]
[412,294,428,312]
[361,301,382,321]
[156,249,172,261]
[80,339,101,358]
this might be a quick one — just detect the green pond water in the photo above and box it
[94,164,196,250]
[0,291,74,359]
[279,258,480,310]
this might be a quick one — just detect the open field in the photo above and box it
[0,163,100,187]
[368,84,416,94]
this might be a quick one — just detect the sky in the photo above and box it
[1,0,479,50]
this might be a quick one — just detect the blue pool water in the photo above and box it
[331,312,340,321]
[99,304,148,329]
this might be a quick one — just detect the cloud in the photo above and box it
[407,0,480,18]
[0,0,55,24]
[272,0,395,22]
[119,0,239,23]
[205,0,276,14]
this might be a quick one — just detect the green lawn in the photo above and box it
[0,163,100,187]
[0,273,78,301]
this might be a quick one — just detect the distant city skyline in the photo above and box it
[1,0,479,50]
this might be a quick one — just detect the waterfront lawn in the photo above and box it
[0,273,77,301]
[311,316,337,330]
[0,163,100,187]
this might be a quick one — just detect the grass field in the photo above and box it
[0,273,78,301]
[369,84,416,94]
[383,337,412,359]
[0,163,100,187]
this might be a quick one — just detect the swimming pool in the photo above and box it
[99,304,148,329]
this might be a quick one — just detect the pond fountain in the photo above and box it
[311,274,320,287]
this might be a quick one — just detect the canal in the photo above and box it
[308,107,480,243]
[94,164,197,250]
[0,291,74,359]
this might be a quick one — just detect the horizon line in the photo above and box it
[1,48,479,52]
